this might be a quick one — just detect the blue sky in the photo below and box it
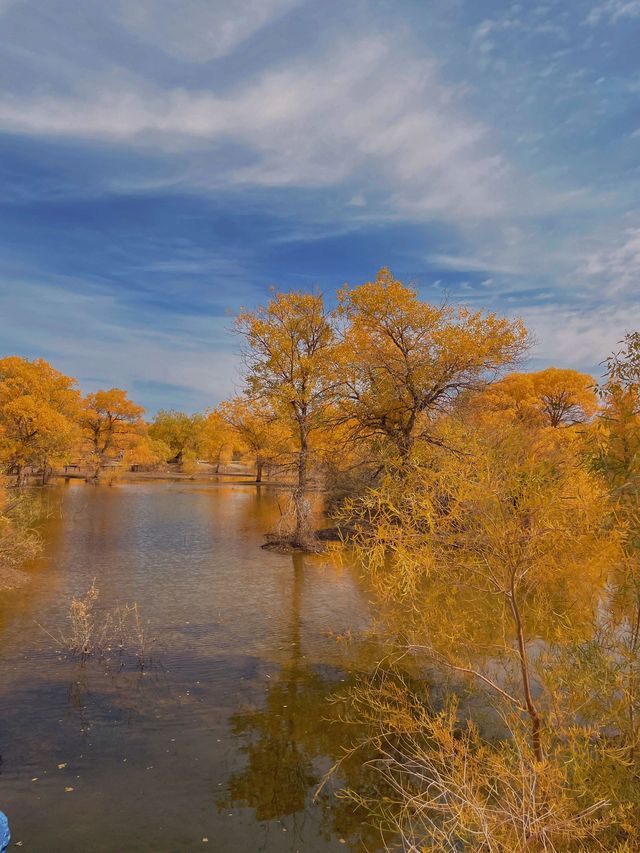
[1,0,639,413]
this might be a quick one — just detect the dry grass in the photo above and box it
[321,671,615,853]
[44,581,156,669]
[263,492,325,552]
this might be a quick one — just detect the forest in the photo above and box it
[2,268,640,851]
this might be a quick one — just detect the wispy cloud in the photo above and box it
[426,254,522,276]
[581,226,640,294]
[0,276,240,411]
[111,0,301,62]
[0,0,637,405]
[522,300,640,373]
[0,33,515,222]
[587,0,640,25]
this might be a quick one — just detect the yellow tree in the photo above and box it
[343,421,616,763]
[200,408,234,473]
[476,367,598,428]
[591,332,640,498]
[126,434,172,471]
[0,483,42,589]
[218,397,288,483]
[235,291,337,547]
[0,356,81,484]
[148,409,205,467]
[81,388,145,480]
[336,268,528,462]
[586,332,640,763]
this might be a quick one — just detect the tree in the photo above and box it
[338,420,625,847]
[336,268,529,462]
[235,291,337,547]
[342,421,616,762]
[0,356,81,485]
[476,367,598,428]
[200,408,233,473]
[587,332,640,764]
[81,388,145,480]
[148,409,205,466]
[127,434,172,471]
[218,397,288,482]
[0,483,42,589]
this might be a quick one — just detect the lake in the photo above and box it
[0,480,384,852]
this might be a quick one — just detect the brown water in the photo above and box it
[0,480,385,852]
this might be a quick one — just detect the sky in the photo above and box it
[1,0,639,414]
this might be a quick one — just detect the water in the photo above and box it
[0,480,383,852]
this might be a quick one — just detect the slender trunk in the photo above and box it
[15,464,26,488]
[396,430,413,469]
[292,417,309,547]
[89,430,104,482]
[40,457,52,485]
[256,458,264,483]
[509,583,544,762]
[627,583,640,762]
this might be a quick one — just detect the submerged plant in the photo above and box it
[45,581,155,669]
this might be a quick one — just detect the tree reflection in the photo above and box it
[219,553,389,851]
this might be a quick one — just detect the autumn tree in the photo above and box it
[127,434,172,471]
[591,332,640,498]
[476,367,598,428]
[81,388,145,480]
[0,483,42,589]
[338,420,624,847]
[219,397,288,482]
[148,409,205,467]
[0,356,81,485]
[200,408,233,473]
[336,268,528,462]
[344,422,614,759]
[235,291,337,547]
[586,332,640,764]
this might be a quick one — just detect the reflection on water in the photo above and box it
[0,481,386,852]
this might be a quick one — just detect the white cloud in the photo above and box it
[580,227,640,293]
[522,301,640,372]
[427,253,522,275]
[0,278,240,410]
[587,0,640,24]
[111,0,301,62]
[0,35,514,221]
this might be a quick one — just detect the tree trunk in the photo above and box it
[256,458,264,483]
[510,586,544,762]
[396,430,414,468]
[292,418,309,548]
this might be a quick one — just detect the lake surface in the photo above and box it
[0,480,384,852]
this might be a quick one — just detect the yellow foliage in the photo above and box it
[336,268,529,460]
[148,410,205,463]
[235,290,336,545]
[81,388,145,479]
[0,356,81,481]
[473,367,598,429]
[218,396,291,479]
